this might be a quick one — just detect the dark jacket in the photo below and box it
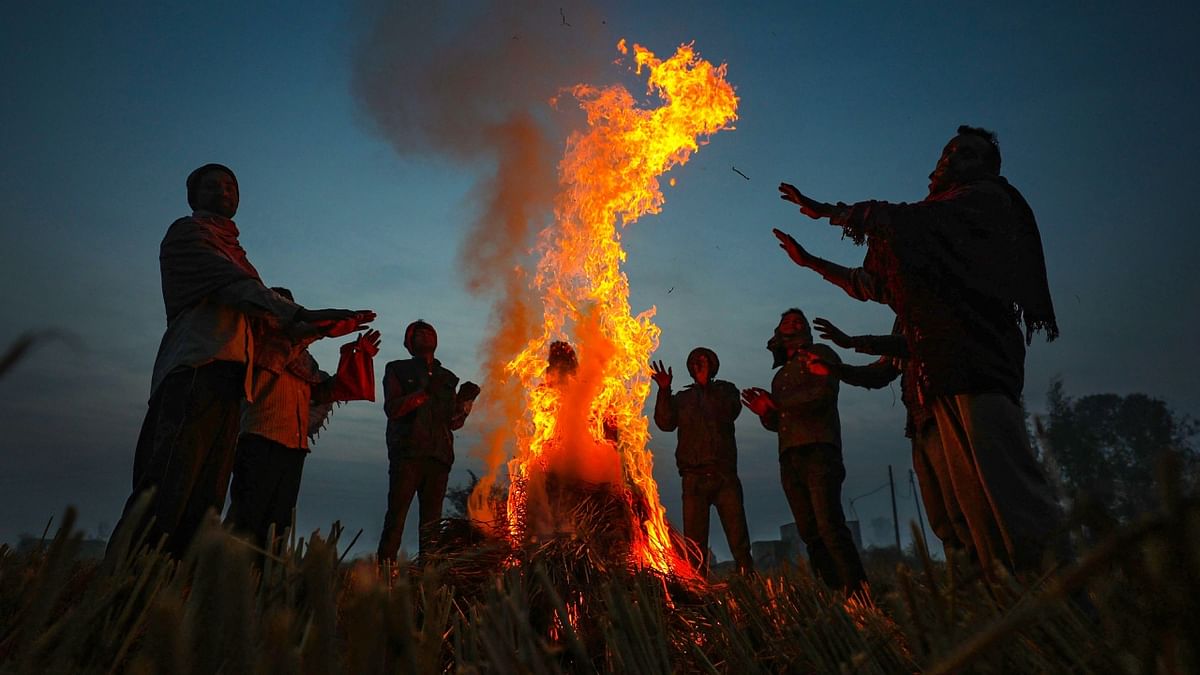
[383,357,461,465]
[760,344,842,452]
[654,379,742,475]
[835,185,1029,404]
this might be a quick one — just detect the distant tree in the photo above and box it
[1038,379,1199,523]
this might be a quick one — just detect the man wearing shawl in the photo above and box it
[652,347,753,575]
[775,126,1064,575]
[111,163,374,559]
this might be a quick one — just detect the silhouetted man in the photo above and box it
[652,348,753,575]
[742,309,868,595]
[775,125,1064,575]
[377,320,479,562]
[811,316,971,558]
[226,286,383,551]
[110,163,374,560]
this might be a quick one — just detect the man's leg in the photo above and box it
[911,421,973,559]
[806,444,869,595]
[940,394,1066,573]
[780,449,835,586]
[225,434,278,548]
[377,459,422,562]
[415,460,451,555]
[265,449,306,549]
[112,362,244,559]
[680,473,713,573]
[713,474,754,574]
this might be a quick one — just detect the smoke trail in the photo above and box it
[351,0,610,523]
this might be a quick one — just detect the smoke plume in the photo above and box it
[351,0,611,522]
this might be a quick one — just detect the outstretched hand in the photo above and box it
[773,228,811,267]
[353,328,382,357]
[813,318,855,350]
[779,183,840,220]
[307,309,377,338]
[650,360,673,389]
[740,387,777,416]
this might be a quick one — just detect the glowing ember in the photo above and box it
[473,41,737,575]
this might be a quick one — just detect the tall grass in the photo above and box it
[1,481,1196,673]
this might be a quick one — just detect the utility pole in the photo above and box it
[888,465,901,552]
[910,469,928,547]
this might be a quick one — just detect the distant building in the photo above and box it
[751,520,863,570]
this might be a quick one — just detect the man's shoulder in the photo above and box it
[711,379,739,393]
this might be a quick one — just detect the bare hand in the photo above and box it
[740,387,777,416]
[813,318,854,350]
[353,329,382,357]
[650,360,673,389]
[772,228,811,267]
[303,309,377,337]
[779,183,836,220]
[407,391,430,409]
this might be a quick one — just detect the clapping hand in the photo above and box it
[740,387,777,416]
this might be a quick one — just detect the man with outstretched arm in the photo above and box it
[226,285,383,551]
[652,348,753,576]
[742,309,868,596]
[774,125,1066,575]
[812,316,972,558]
[109,163,374,561]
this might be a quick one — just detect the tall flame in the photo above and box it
[475,41,737,574]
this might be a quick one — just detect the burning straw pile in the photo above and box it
[1,477,1198,673]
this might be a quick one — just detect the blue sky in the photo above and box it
[2,1,1198,559]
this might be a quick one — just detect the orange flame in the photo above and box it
[475,41,737,574]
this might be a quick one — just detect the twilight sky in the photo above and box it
[2,1,1198,560]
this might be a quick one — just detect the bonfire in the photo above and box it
[446,40,738,584]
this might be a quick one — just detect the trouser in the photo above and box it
[910,420,973,559]
[931,393,1067,575]
[225,433,307,550]
[111,361,244,559]
[377,457,450,562]
[779,444,868,595]
[680,470,754,574]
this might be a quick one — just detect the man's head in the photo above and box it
[686,347,719,386]
[187,163,239,218]
[928,125,1001,195]
[546,340,578,378]
[403,320,437,357]
[770,308,812,367]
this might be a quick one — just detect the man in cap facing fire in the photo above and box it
[377,320,480,562]
[742,309,868,595]
[652,347,753,575]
